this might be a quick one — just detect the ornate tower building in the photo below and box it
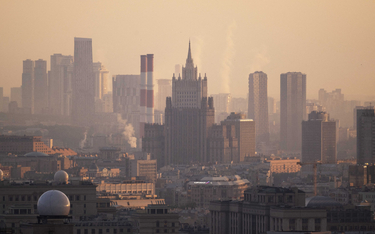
[164,42,214,165]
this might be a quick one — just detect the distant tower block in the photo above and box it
[146,54,154,124]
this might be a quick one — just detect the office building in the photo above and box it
[49,54,74,116]
[208,112,255,163]
[209,186,326,234]
[72,37,95,125]
[10,87,22,107]
[133,204,180,234]
[302,111,337,164]
[142,124,165,168]
[187,175,249,208]
[33,59,48,113]
[357,107,375,165]
[93,62,109,100]
[280,72,306,152]
[22,59,35,114]
[248,71,269,144]
[165,42,214,164]
[113,75,140,138]
[156,79,172,111]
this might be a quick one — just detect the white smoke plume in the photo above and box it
[220,20,237,93]
[250,44,270,72]
[116,115,137,148]
[79,130,87,149]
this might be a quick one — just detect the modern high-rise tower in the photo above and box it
[72,37,95,125]
[248,71,269,144]
[34,59,48,113]
[357,107,375,165]
[49,54,74,116]
[22,59,35,114]
[280,72,306,152]
[302,111,337,164]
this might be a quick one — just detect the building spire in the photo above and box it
[186,40,193,64]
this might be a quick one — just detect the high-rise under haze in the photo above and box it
[302,111,337,164]
[22,59,35,114]
[280,72,306,152]
[357,107,375,165]
[10,87,22,108]
[33,59,48,113]
[156,79,172,111]
[72,37,95,125]
[165,42,214,164]
[248,71,269,145]
[49,54,74,116]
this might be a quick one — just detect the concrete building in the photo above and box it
[142,124,165,168]
[49,54,74,116]
[302,111,337,164]
[127,157,157,182]
[33,59,48,114]
[188,175,249,208]
[357,107,375,165]
[165,42,214,164]
[208,112,255,163]
[156,79,172,111]
[248,71,269,145]
[113,74,140,138]
[96,180,155,195]
[93,62,109,100]
[72,37,95,126]
[22,59,35,114]
[132,204,180,234]
[10,87,22,108]
[0,135,55,155]
[280,72,306,152]
[266,157,301,174]
[0,178,97,221]
[209,186,326,234]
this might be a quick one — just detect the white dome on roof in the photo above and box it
[54,170,69,183]
[37,190,70,216]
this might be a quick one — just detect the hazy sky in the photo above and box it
[1,0,374,100]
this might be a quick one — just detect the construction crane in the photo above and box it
[297,161,322,196]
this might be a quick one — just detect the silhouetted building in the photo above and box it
[348,164,375,187]
[280,72,306,152]
[302,111,337,164]
[34,59,48,113]
[113,74,140,138]
[357,107,375,165]
[248,71,269,144]
[49,54,74,116]
[165,42,214,164]
[142,124,165,168]
[22,59,34,114]
[208,112,255,163]
[72,37,95,125]
[10,87,22,108]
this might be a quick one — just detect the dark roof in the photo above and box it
[245,186,305,194]
[305,196,343,208]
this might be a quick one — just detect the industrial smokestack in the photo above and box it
[146,54,154,124]
[140,55,148,137]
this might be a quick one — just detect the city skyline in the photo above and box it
[1,1,375,100]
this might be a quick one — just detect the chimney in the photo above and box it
[146,54,154,124]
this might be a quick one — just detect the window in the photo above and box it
[84,204,86,208]
[91,229,95,234]
[164,229,168,233]
[84,195,87,200]
[84,229,88,234]
[77,230,81,234]
[156,230,160,233]
[99,230,102,234]
[76,195,80,201]
[156,221,160,227]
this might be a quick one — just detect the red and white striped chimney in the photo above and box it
[146,54,154,124]
[140,55,148,137]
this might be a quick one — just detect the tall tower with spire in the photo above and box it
[163,41,214,165]
[172,41,207,108]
